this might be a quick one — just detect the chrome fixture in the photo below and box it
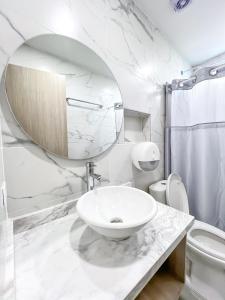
[114,103,123,110]
[66,97,103,109]
[179,76,196,87]
[209,64,225,76]
[86,162,101,191]
[171,0,192,11]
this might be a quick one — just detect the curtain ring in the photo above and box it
[209,68,217,76]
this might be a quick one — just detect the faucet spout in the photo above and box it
[86,162,102,191]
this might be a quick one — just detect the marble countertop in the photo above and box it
[13,201,194,300]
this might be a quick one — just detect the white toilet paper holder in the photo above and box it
[131,142,160,171]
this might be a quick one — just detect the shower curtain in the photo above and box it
[166,67,225,231]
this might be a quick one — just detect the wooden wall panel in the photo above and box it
[5,64,68,157]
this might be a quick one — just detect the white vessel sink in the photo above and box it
[76,186,157,240]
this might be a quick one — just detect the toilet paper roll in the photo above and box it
[149,180,167,204]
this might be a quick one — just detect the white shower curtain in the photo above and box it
[166,76,225,231]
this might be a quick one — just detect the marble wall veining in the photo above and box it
[0,0,190,217]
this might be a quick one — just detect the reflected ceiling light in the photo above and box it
[103,88,112,94]
[51,8,76,35]
[170,0,192,11]
[137,64,153,80]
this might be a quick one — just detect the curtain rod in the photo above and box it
[209,63,225,76]
[179,63,225,88]
[181,63,225,77]
[169,62,225,92]
[179,76,196,87]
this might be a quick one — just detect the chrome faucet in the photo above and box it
[86,162,101,191]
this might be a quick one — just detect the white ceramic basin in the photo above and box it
[76,186,157,240]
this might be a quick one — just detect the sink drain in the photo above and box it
[110,217,123,224]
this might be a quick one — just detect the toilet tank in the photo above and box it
[149,180,167,204]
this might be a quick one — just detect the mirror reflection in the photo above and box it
[5,34,123,159]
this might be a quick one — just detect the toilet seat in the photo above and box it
[166,173,225,264]
[188,220,225,262]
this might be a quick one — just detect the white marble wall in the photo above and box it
[0,114,9,298]
[0,120,5,219]
[0,0,190,217]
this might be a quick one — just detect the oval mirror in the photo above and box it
[5,34,123,159]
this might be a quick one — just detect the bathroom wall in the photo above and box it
[0,118,8,297]
[0,121,6,220]
[0,0,190,217]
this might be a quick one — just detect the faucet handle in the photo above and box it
[86,161,96,168]
[94,174,101,181]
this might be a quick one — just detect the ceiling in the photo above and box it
[137,0,225,66]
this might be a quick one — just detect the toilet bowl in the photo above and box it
[186,220,225,300]
[151,174,225,300]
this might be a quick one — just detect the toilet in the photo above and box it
[150,173,225,300]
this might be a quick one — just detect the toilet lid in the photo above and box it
[166,173,189,214]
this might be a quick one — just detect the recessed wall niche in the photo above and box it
[124,109,151,143]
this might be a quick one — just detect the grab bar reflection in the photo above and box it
[66,97,103,109]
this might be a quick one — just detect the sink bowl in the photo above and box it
[76,186,157,240]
